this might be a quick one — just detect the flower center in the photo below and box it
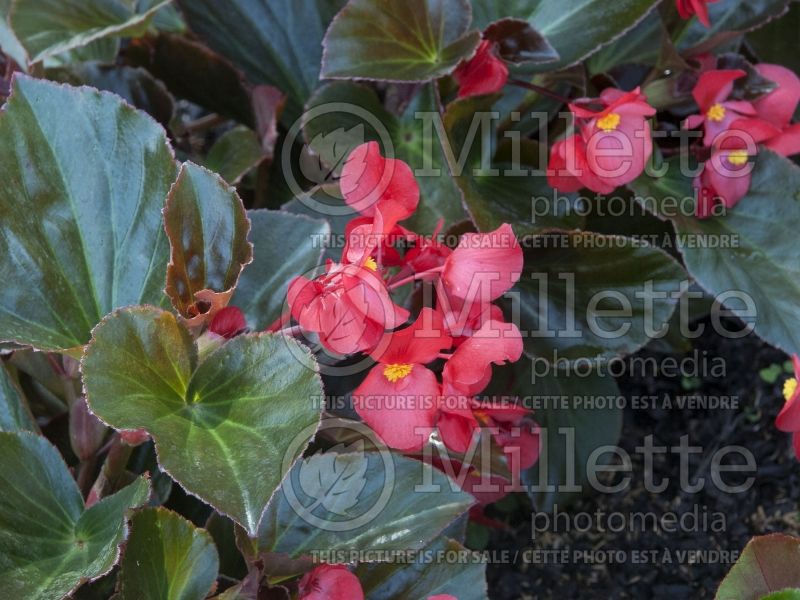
[364,257,378,271]
[597,112,621,132]
[384,363,413,382]
[785,377,798,402]
[707,103,726,122]
[727,150,749,166]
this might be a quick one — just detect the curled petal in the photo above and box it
[454,40,509,98]
[754,64,800,128]
[371,307,452,366]
[692,69,745,110]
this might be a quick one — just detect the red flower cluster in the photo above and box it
[685,65,800,217]
[287,143,538,475]
[453,39,508,99]
[776,355,800,460]
[676,0,719,27]
[548,88,656,193]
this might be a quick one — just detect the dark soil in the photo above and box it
[486,320,800,599]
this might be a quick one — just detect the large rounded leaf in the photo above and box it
[716,534,800,600]
[118,508,219,600]
[321,0,481,82]
[0,75,177,353]
[257,451,473,558]
[518,231,686,361]
[82,306,324,535]
[0,366,36,432]
[629,151,800,353]
[0,432,149,600]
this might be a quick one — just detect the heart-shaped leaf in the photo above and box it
[321,0,481,82]
[177,0,346,122]
[164,162,253,326]
[629,151,800,353]
[716,534,800,600]
[356,537,488,600]
[205,126,265,185]
[0,366,36,432]
[0,75,177,354]
[0,432,149,599]
[231,210,329,329]
[9,0,173,66]
[117,508,219,600]
[82,306,324,535]
[257,451,474,557]
[517,231,687,362]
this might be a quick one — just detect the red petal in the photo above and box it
[352,365,440,451]
[208,306,247,339]
[371,307,452,365]
[764,124,800,157]
[298,565,364,600]
[754,63,800,128]
[547,136,585,192]
[454,40,509,99]
[692,69,745,110]
[442,224,522,302]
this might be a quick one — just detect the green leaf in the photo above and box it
[0,75,177,353]
[629,151,800,353]
[0,365,36,432]
[9,0,173,65]
[257,451,473,558]
[518,365,622,510]
[164,162,253,325]
[177,0,346,122]
[303,82,467,233]
[0,432,149,600]
[118,508,219,600]
[232,210,328,329]
[747,2,800,75]
[716,534,800,600]
[125,32,256,127]
[356,537,488,600]
[206,126,265,185]
[46,62,175,128]
[321,0,481,82]
[674,0,791,51]
[82,306,324,536]
[586,9,663,74]
[517,231,686,361]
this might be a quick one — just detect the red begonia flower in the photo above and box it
[776,355,800,460]
[298,564,364,600]
[474,403,541,473]
[437,394,480,454]
[548,88,656,192]
[352,308,452,451]
[676,0,719,27]
[753,63,800,157]
[208,306,247,339]
[684,70,757,146]
[340,142,419,231]
[287,261,409,355]
[442,319,523,397]
[453,40,508,99]
[441,224,522,303]
[693,119,780,218]
[435,279,504,341]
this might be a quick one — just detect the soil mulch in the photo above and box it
[486,320,800,599]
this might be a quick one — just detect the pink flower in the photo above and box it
[753,63,800,157]
[453,40,508,99]
[287,261,409,355]
[352,308,452,451]
[441,224,522,304]
[776,355,800,460]
[676,0,719,27]
[208,306,247,339]
[684,70,757,146]
[298,565,364,600]
[548,88,656,193]
[474,403,541,474]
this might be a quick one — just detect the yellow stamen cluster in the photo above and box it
[784,377,798,403]
[364,257,378,271]
[707,103,726,122]
[597,112,621,132]
[727,150,749,166]
[384,363,413,383]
